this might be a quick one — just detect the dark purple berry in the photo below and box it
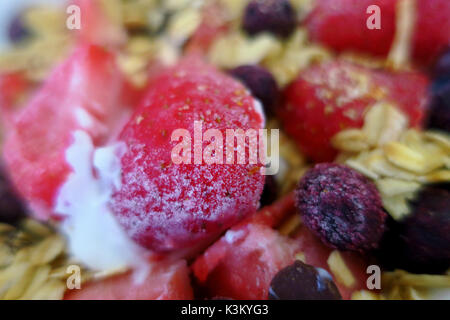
[8,14,30,44]
[401,187,450,273]
[269,260,342,300]
[260,175,278,207]
[426,83,450,133]
[433,46,450,79]
[376,185,450,274]
[295,164,387,253]
[243,0,297,38]
[229,65,279,115]
[0,163,26,224]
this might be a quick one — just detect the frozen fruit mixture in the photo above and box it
[0,0,449,300]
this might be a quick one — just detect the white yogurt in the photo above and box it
[55,130,150,283]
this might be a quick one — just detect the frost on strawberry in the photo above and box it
[280,60,429,162]
[111,58,266,253]
[3,44,131,219]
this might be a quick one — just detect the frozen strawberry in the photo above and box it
[3,44,130,220]
[280,60,429,162]
[64,259,193,300]
[192,222,300,300]
[413,0,450,65]
[306,0,450,65]
[111,58,265,253]
[0,72,29,113]
[71,0,126,47]
[306,0,396,57]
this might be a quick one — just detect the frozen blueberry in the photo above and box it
[243,0,297,38]
[426,83,450,133]
[229,65,279,115]
[269,261,342,300]
[0,163,26,224]
[295,164,387,253]
[260,175,278,207]
[402,186,450,273]
[8,13,30,44]
[376,186,450,274]
[433,46,450,79]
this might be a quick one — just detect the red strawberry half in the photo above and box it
[110,57,265,253]
[306,0,450,65]
[280,60,429,162]
[3,44,132,219]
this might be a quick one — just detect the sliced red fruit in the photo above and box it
[111,57,265,253]
[0,72,31,137]
[0,72,29,113]
[64,259,193,300]
[192,195,371,300]
[3,44,131,220]
[306,0,450,65]
[242,192,296,228]
[192,222,300,300]
[280,60,429,162]
[185,1,230,55]
[71,0,126,47]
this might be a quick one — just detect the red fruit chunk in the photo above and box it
[65,259,193,300]
[192,222,300,300]
[3,44,130,219]
[185,2,230,55]
[0,72,29,112]
[242,192,295,228]
[193,196,369,300]
[281,60,429,162]
[306,0,450,65]
[306,0,396,57]
[413,0,450,65]
[111,58,265,253]
[71,0,126,47]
